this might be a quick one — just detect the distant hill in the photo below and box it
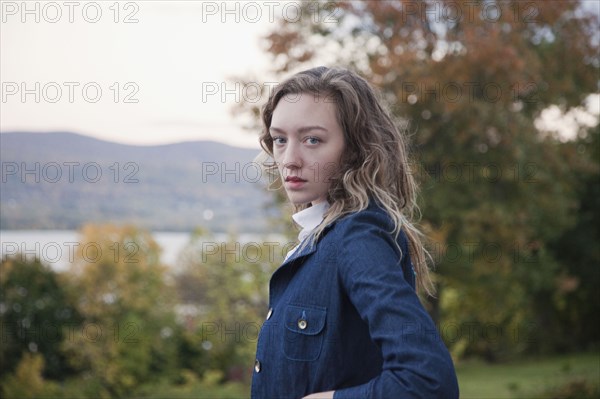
[0,132,280,232]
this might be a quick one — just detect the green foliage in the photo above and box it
[1,352,61,399]
[0,225,280,397]
[0,257,80,380]
[133,370,247,398]
[172,231,281,386]
[543,126,600,352]
[59,224,181,397]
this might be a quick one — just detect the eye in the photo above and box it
[272,136,286,145]
[305,136,321,145]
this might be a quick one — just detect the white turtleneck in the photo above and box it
[284,201,331,261]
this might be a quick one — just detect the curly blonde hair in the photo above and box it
[256,66,434,295]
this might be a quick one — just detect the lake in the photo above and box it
[0,230,290,271]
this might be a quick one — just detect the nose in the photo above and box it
[281,140,302,171]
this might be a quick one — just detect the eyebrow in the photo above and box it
[269,125,329,135]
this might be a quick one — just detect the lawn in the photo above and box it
[456,351,600,398]
[136,352,599,398]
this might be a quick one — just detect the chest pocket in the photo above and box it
[283,304,327,361]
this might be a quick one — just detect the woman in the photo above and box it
[252,66,459,398]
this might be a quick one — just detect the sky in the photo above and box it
[1,1,598,149]
[1,1,281,149]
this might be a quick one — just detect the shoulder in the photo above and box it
[319,198,416,291]
[332,198,408,247]
[336,199,395,235]
[321,198,410,266]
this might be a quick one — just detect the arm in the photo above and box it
[333,213,459,399]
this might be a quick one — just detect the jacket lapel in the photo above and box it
[275,239,318,273]
[268,241,317,305]
[268,222,337,304]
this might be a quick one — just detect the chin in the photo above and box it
[286,193,318,206]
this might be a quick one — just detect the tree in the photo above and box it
[234,0,599,359]
[61,224,179,397]
[0,257,80,381]
[1,352,61,399]
[545,124,600,352]
[173,229,283,387]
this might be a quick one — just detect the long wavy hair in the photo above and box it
[256,66,434,296]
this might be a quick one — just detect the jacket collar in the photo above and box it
[279,197,384,267]
[279,201,330,266]
[292,201,331,244]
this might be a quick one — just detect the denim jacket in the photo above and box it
[251,199,459,398]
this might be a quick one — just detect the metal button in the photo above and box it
[254,359,261,373]
[266,308,273,320]
[298,319,307,330]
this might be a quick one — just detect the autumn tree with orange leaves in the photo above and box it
[235,0,599,360]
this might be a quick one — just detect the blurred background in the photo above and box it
[1,1,598,398]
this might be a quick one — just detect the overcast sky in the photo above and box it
[1,1,282,149]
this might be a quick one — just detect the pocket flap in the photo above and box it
[284,304,327,336]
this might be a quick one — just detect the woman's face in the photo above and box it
[269,92,346,206]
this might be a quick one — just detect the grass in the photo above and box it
[135,352,599,398]
[456,351,600,398]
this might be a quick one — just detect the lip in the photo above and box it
[285,176,307,183]
[285,176,307,189]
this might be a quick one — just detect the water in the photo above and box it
[0,230,289,271]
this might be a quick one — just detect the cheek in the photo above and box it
[320,160,341,179]
[272,148,284,164]
[326,144,345,173]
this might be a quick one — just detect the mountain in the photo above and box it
[0,132,280,232]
